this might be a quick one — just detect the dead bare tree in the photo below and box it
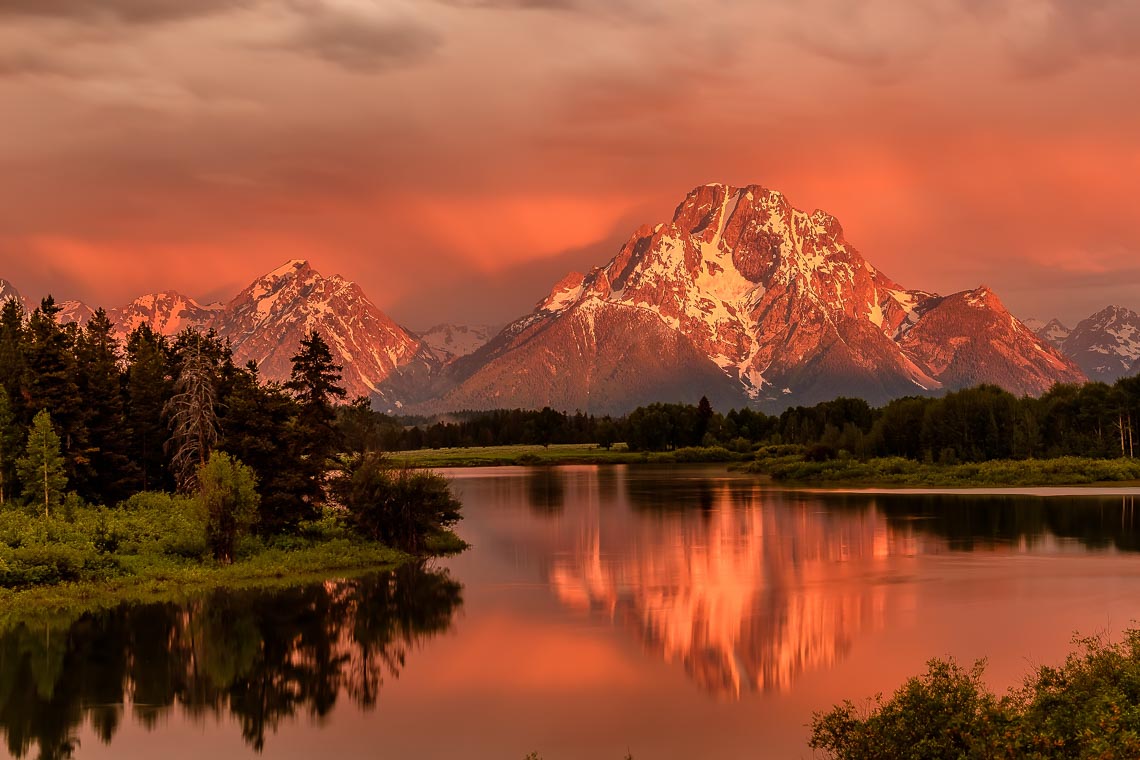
[164,337,220,492]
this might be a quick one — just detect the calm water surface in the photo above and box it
[6,465,1140,759]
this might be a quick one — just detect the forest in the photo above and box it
[360,379,1140,465]
[0,296,462,593]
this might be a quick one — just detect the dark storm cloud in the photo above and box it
[0,0,254,24]
[280,1,442,72]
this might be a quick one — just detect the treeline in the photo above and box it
[377,381,1140,463]
[0,296,459,554]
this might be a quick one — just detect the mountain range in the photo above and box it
[2,182,1135,412]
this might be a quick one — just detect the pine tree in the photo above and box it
[0,388,21,505]
[126,325,173,492]
[285,332,346,514]
[0,298,27,422]
[218,363,308,533]
[165,334,220,493]
[77,309,137,503]
[17,409,68,517]
[23,297,89,487]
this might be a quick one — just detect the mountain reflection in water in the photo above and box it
[0,563,462,760]
[523,469,1140,700]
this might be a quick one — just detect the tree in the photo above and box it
[286,332,346,516]
[16,410,68,517]
[126,325,173,492]
[196,451,260,564]
[218,364,308,534]
[76,309,136,503]
[165,335,220,492]
[23,297,89,487]
[0,389,21,505]
[340,454,462,553]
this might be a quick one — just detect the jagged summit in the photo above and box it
[424,182,1084,412]
[1059,305,1140,382]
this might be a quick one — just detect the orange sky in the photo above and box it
[2,0,1139,328]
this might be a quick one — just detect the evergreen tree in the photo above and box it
[286,332,346,515]
[165,335,220,493]
[0,389,21,505]
[126,325,173,492]
[17,409,67,517]
[219,364,308,533]
[23,297,89,486]
[76,309,137,503]
[0,298,27,423]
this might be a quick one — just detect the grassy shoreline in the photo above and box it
[0,528,467,625]
[396,444,1140,489]
[392,443,748,468]
[744,454,1140,488]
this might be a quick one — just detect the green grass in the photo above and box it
[392,443,746,468]
[0,492,468,625]
[745,454,1140,487]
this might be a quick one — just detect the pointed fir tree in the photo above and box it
[0,297,27,423]
[17,409,68,517]
[0,388,21,505]
[77,309,137,503]
[285,331,346,516]
[23,296,90,487]
[164,334,220,493]
[126,325,173,492]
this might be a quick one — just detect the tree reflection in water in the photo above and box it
[0,563,463,759]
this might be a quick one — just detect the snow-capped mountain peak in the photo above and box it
[1061,306,1140,381]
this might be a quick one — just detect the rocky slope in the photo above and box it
[108,291,219,343]
[213,260,428,399]
[426,183,1083,412]
[417,323,497,364]
[1058,306,1140,382]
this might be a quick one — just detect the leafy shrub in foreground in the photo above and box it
[340,455,462,553]
[812,630,1140,759]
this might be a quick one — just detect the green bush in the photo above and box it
[812,630,1140,759]
[340,455,462,553]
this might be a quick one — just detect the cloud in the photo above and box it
[280,0,442,72]
[998,0,1140,75]
[0,0,254,24]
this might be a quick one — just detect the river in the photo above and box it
[4,464,1140,759]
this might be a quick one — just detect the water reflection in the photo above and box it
[0,563,462,760]
[522,469,1140,700]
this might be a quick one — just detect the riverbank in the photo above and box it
[745,454,1140,487]
[0,493,467,624]
[393,443,748,468]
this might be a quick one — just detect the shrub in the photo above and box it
[340,454,462,553]
[196,452,260,564]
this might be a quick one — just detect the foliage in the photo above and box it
[196,451,260,563]
[811,629,1140,759]
[286,331,347,520]
[0,389,20,505]
[164,336,221,492]
[15,410,68,517]
[340,454,462,553]
[748,454,1140,487]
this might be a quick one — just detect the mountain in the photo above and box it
[418,323,497,364]
[1033,318,1072,349]
[1059,306,1140,382]
[108,291,220,344]
[56,300,95,326]
[212,260,428,399]
[0,279,24,310]
[422,183,1082,413]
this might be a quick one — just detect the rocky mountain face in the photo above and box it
[108,291,219,343]
[212,260,427,399]
[0,262,429,400]
[2,183,1103,412]
[0,280,24,310]
[417,323,498,364]
[419,183,1083,413]
[1053,306,1140,382]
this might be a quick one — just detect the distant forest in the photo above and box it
[381,380,1140,464]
